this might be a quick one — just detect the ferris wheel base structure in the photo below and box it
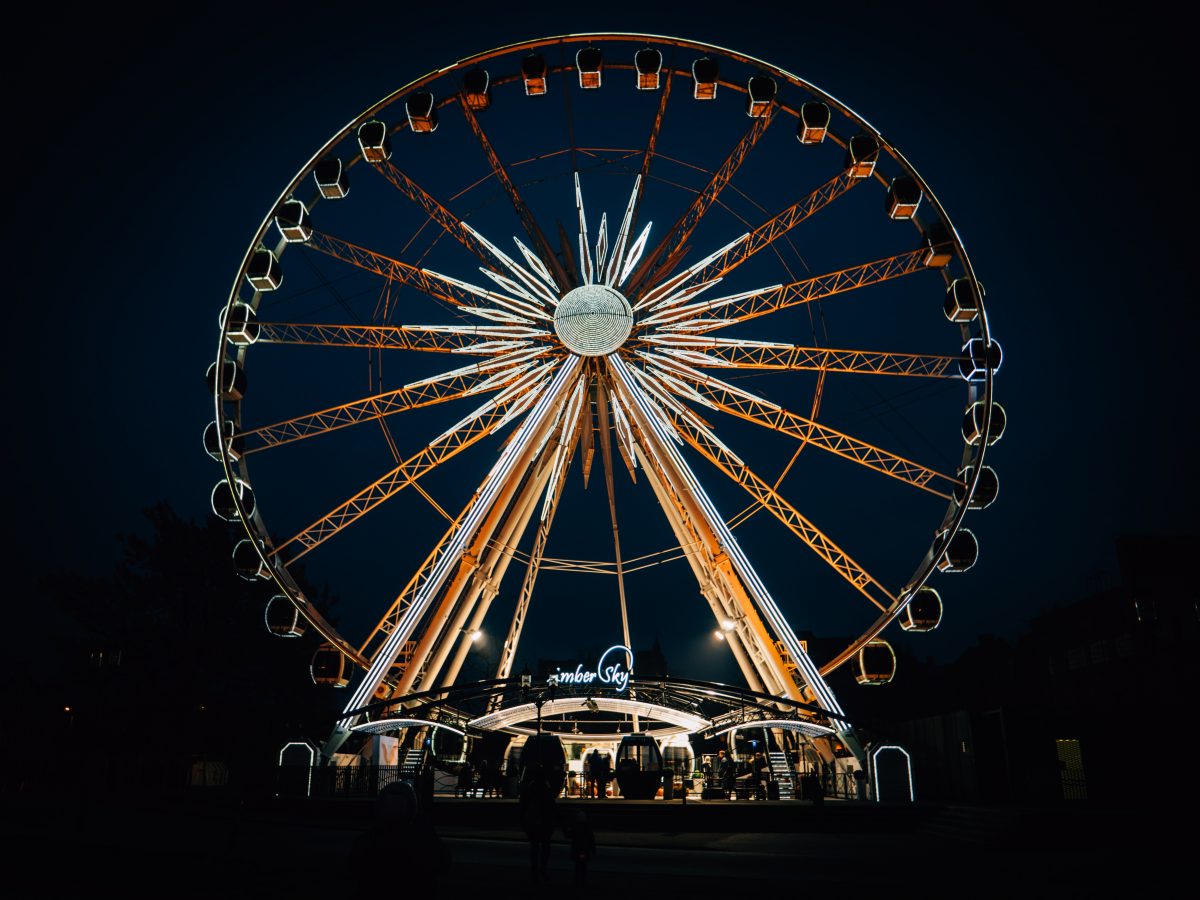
[210,34,1002,781]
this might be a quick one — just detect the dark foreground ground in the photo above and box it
[6,791,1181,897]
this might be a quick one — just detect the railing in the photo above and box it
[282,765,425,799]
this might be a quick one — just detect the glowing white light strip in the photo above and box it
[869,744,914,802]
[428,364,550,445]
[633,234,747,312]
[462,222,559,306]
[619,222,653,287]
[513,237,558,296]
[630,366,743,464]
[575,173,594,285]
[469,696,710,733]
[541,379,587,520]
[435,269,552,323]
[611,356,846,723]
[595,212,609,276]
[605,175,641,287]
[400,349,537,392]
[352,718,466,737]
[645,353,781,411]
[645,277,724,314]
[709,719,834,739]
[608,390,638,469]
[278,741,316,797]
[475,266,548,311]
[640,283,782,327]
[339,357,582,724]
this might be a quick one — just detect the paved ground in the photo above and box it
[6,793,1178,897]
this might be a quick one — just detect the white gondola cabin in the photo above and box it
[692,57,718,99]
[921,222,954,268]
[935,528,979,573]
[899,587,942,632]
[944,277,982,323]
[406,92,438,133]
[357,120,391,163]
[797,101,830,144]
[211,478,255,522]
[311,643,350,687]
[845,134,879,178]
[635,48,662,90]
[246,248,282,292]
[462,68,490,110]
[853,639,896,685]
[203,420,243,462]
[958,337,1003,382]
[219,302,259,346]
[265,594,306,638]
[887,176,922,219]
[576,47,602,89]
[274,199,312,243]
[522,54,547,96]
[206,360,246,401]
[745,76,776,117]
[313,158,349,199]
[232,538,270,581]
[954,465,1000,510]
[962,401,1006,446]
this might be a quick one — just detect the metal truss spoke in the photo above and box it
[686,169,858,284]
[372,160,496,268]
[649,390,896,612]
[490,378,589,702]
[649,248,931,334]
[607,355,847,722]
[625,112,774,297]
[630,72,673,233]
[330,358,584,739]
[257,321,550,354]
[274,360,561,564]
[457,98,570,289]
[642,354,961,498]
[237,349,549,453]
[644,335,962,378]
[308,230,547,323]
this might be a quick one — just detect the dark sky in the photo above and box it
[12,3,1191,692]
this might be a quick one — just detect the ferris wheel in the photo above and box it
[209,34,1003,764]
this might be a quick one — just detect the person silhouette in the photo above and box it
[565,809,596,885]
[519,765,557,882]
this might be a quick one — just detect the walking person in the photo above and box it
[519,765,557,882]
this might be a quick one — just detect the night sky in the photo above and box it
[12,3,1191,696]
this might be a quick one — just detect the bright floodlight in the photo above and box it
[554,284,633,356]
[469,629,482,643]
[721,619,735,631]
[714,630,726,641]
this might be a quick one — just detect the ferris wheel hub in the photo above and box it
[553,283,634,356]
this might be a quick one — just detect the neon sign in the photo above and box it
[550,644,633,693]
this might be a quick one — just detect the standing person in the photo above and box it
[476,759,491,798]
[595,751,611,799]
[565,809,596,886]
[585,749,600,798]
[519,766,557,882]
[719,750,735,800]
[455,759,474,799]
[752,751,768,800]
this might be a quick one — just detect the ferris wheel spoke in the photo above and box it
[307,231,545,324]
[685,168,860,285]
[644,335,963,378]
[647,387,896,613]
[273,359,561,564]
[628,70,673,234]
[608,354,847,719]
[237,349,552,453]
[625,112,775,297]
[256,321,549,354]
[334,358,584,726]
[650,248,932,334]
[371,160,496,268]
[641,354,961,498]
[457,98,570,289]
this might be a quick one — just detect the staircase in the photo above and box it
[399,748,429,779]
[768,750,795,799]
